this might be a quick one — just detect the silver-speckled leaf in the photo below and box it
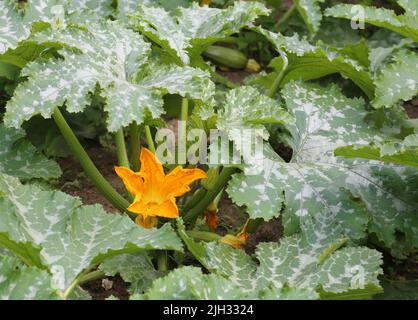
[0,173,183,292]
[216,86,292,155]
[325,4,418,42]
[99,253,160,294]
[257,28,374,98]
[0,255,59,300]
[130,1,270,65]
[135,266,248,300]
[335,134,418,168]
[4,22,215,132]
[177,218,382,297]
[227,81,418,252]
[295,0,324,33]
[0,124,61,180]
[372,50,418,108]
[0,0,62,55]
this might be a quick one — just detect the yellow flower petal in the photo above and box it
[135,215,158,229]
[164,167,207,198]
[128,197,179,219]
[116,148,206,220]
[114,166,144,195]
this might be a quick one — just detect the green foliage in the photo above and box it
[4,21,215,132]
[227,81,418,254]
[0,173,183,293]
[325,3,418,42]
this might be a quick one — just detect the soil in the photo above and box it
[404,97,418,119]
[245,218,283,255]
[57,143,125,213]
[81,276,130,300]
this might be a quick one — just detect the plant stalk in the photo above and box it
[145,125,156,153]
[186,230,222,242]
[274,3,297,32]
[184,167,237,223]
[52,108,134,217]
[266,49,288,98]
[178,98,188,164]
[129,122,141,171]
[115,128,130,168]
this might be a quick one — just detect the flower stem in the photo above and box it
[186,230,222,242]
[183,188,207,212]
[178,98,188,164]
[115,129,130,168]
[78,270,105,284]
[274,3,296,32]
[184,167,237,223]
[129,122,141,171]
[145,125,156,153]
[266,49,288,98]
[52,108,134,217]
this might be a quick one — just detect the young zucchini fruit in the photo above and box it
[203,45,260,72]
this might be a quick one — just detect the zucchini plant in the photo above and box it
[0,0,417,300]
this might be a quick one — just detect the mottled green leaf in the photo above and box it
[325,4,418,42]
[0,123,62,180]
[257,28,374,98]
[0,173,183,292]
[0,255,59,300]
[177,218,382,298]
[130,1,270,65]
[372,50,418,108]
[0,0,62,55]
[99,253,160,294]
[295,0,324,33]
[227,81,418,253]
[216,86,292,155]
[4,22,214,132]
[335,134,418,168]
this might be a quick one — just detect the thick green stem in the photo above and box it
[145,125,156,153]
[115,129,130,168]
[266,50,288,98]
[274,3,297,32]
[184,167,237,223]
[129,123,141,171]
[178,98,188,164]
[52,108,134,218]
[187,230,222,242]
[183,188,207,212]
[79,270,106,284]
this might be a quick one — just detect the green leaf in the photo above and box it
[397,0,418,17]
[0,254,59,300]
[177,218,382,298]
[325,4,418,42]
[137,266,249,300]
[0,123,62,180]
[0,173,183,292]
[216,86,292,155]
[0,0,61,55]
[66,0,114,17]
[294,0,324,34]
[99,253,160,294]
[372,50,418,108]
[4,22,215,132]
[256,28,375,98]
[227,81,418,253]
[130,1,270,65]
[335,134,418,168]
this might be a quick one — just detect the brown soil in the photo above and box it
[404,97,418,119]
[57,143,126,213]
[81,276,130,300]
[218,70,252,85]
[245,218,283,255]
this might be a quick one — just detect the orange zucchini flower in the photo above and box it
[115,148,207,228]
